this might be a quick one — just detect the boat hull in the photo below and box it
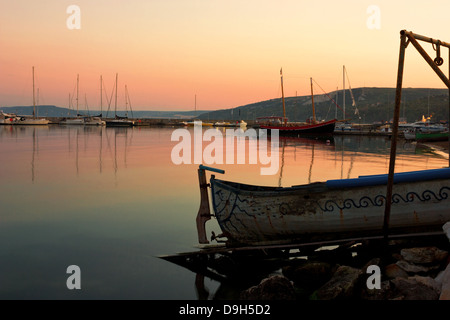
[416,132,449,142]
[13,118,50,125]
[260,119,337,136]
[105,119,134,127]
[210,169,450,245]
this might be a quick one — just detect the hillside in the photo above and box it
[198,87,449,124]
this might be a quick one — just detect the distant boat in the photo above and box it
[85,75,106,126]
[213,121,231,127]
[13,67,50,125]
[259,70,337,135]
[0,111,20,125]
[197,165,450,246]
[105,74,134,127]
[187,120,213,127]
[187,94,214,127]
[416,130,449,142]
[60,74,85,125]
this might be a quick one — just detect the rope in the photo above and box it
[311,78,347,117]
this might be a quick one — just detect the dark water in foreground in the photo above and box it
[0,125,447,299]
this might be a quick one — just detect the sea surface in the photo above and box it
[0,125,448,299]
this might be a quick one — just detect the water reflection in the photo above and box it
[0,126,448,299]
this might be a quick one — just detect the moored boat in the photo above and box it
[259,71,337,136]
[198,165,450,246]
[416,130,449,142]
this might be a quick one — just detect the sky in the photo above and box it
[1,0,450,111]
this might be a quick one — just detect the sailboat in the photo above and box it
[186,94,214,127]
[259,69,337,135]
[84,75,106,126]
[105,74,134,127]
[14,67,50,125]
[334,65,359,132]
[60,74,84,125]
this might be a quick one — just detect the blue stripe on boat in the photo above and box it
[326,167,450,188]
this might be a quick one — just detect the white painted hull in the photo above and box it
[14,118,50,125]
[211,169,450,245]
[84,117,106,125]
[61,118,85,125]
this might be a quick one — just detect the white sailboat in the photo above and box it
[84,75,106,126]
[15,67,50,125]
[105,74,134,127]
[61,74,84,125]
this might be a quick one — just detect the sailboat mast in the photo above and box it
[343,65,346,119]
[125,85,128,117]
[100,75,103,116]
[115,73,118,117]
[32,66,36,118]
[310,77,316,124]
[76,74,79,116]
[280,68,286,125]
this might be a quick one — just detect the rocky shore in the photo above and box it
[240,223,450,300]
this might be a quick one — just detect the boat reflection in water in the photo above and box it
[162,132,450,300]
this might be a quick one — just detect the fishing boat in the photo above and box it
[196,165,450,246]
[259,70,337,136]
[403,127,448,142]
[416,130,449,142]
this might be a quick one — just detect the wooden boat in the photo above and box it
[416,131,448,142]
[259,71,337,135]
[403,128,449,142]
[197,165,450,246]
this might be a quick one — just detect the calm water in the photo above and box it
[0,125,447,299]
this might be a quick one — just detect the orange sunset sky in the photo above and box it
[1,0,450,111]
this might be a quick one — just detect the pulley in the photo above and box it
[433,40,444,66]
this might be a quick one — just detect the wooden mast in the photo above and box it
[310,77,317,124]
[280,68,286,125]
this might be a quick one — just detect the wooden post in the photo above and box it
[196,167,211,244]
[383,31,407,241]
[196,165,225,244]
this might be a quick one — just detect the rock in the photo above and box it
[396,260,440,274]
[362,280,393,300]
[443,222,450,242]
[400,247,448,264]
[313,265,362,300]
[390,277,440,300]
[410,275,441,295]
[385,263,409,279]
[240,275,296,300]
[439,262,450,300]
[290,261,333,288]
